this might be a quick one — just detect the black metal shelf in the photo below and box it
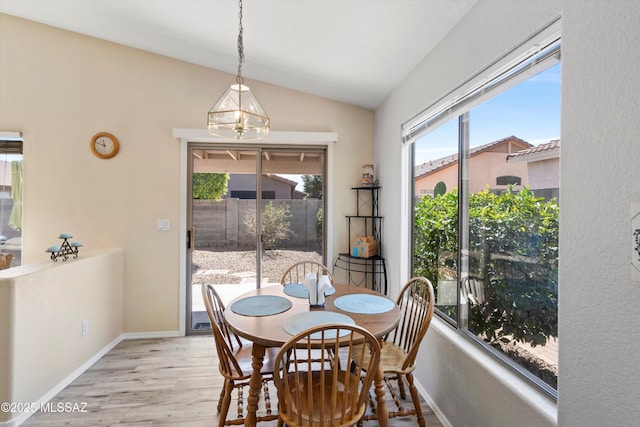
[337,253,385,261]
[333,186,387,294]
[333,253,387,294]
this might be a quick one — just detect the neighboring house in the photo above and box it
[226,174,307,199]
[506,139,560,202]
[414,136,533,197]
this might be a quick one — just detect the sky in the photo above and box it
[280,174,305,191]
[414,62,561,165]
[279,62,561,190]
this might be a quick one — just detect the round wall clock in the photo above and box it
[90,132,120,159]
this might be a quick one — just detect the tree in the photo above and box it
[433,181,447,197]
[302,175,322,199]
[243,201,292,250]
[192,173,229,200]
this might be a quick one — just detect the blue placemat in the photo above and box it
[283,311,355,339]
[283,283,337,299]
[230,295,292,317]
[333,294,395,314]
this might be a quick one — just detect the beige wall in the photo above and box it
[0,14,373,333]
[0,249,123,425]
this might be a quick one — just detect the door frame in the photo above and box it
[173,128,338,336]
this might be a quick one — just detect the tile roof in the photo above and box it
[506,139,560,160]
[415,135,532,178]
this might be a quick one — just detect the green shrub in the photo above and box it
[414,187,558,347]
[316,207,323,242]
[192,173,229,200]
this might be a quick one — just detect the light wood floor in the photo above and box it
[21,336,443,426]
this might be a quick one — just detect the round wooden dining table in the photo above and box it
[224,283,400,427]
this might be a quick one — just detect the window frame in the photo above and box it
[0,131,23,268]
[405,25,561,399]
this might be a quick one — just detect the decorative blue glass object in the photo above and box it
[45,233,83,261]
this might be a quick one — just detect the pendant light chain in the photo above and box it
[207,0,270,139]
[236,0,244,85]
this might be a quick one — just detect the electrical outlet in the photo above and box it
[82,320,89,336]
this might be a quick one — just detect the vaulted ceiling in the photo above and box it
[0,0,477,109]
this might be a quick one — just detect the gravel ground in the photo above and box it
[191,248,323,285]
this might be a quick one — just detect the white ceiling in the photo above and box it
[0,0,477,109]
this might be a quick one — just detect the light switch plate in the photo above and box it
[157,219,170,231]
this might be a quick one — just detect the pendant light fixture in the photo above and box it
[207,0,270,139]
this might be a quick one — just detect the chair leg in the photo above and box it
[218,380,234,427]
[406,373,425,427]
[217,379,228,413]
[397,373,407,399]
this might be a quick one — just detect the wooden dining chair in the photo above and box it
[273,323,381,427]
[280,260,334,286]
[201,283,280,427]
[0,253,13,270]
[358,276,435,427]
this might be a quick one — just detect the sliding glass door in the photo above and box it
[186,144,326,334]
[259,150,325,290]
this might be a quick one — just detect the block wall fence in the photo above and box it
[193,199,322,249]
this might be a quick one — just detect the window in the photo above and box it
[496,175,521,186]
[0,132,23,268]
[230,190,276,199]
[407,33,560,396]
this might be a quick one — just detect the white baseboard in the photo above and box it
[122,330,182,340]
[1,331,183,427]
[414,378,453,427]
[1,335,124,427]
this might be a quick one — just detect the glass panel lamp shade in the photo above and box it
[207,83,270,139]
